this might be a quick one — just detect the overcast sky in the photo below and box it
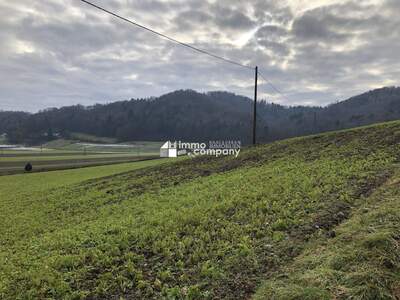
[0,0,399,112]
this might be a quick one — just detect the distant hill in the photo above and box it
[1,87,400,144]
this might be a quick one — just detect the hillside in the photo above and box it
[0,120,399,299]
[1,87,400,145]
[254,168,400,299]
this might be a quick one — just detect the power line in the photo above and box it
[80,0,294,145]
[80,0,253,70]
[257,70,291,103]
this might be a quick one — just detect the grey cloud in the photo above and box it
[173,3,255,33]
[173,9,213,32]
[291,1,398,44]
[385,0,400,10]
[292,12,350,43]
[252,0,293,24]
[256,25,288,41]
[251,24,290,58]
[0,0,399,112]
[259,41,290,57]
[213,6,255,30]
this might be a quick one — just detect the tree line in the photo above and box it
[1,87,399,145]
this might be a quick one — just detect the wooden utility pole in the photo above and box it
[252,66,258,145]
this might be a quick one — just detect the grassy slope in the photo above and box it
[254,168,400,300]
[0,121,399,299]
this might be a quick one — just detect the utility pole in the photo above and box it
[252,66,258,145]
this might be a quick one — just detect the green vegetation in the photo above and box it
[0,156,158,175]
[2,87,400,145]
[0,142,161,175]
[0,121,399,299]
[42,138,162,154]
[42,139,76,150]
[68,132,118,144]
[0,158,169,197]
[254,168,400,300]
[0,134,6,144]
[1,153,143,162]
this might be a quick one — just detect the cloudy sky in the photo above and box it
[0,0,399,111]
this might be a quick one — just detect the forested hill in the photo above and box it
[1,87,400,144]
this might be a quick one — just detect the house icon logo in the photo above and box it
[160,141,177,158]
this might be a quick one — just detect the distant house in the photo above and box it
[160,141,177,158]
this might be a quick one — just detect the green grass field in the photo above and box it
[43,138,162,154]
[0,121,399,299]
[0,141,162,175]
[0,153,143,162]
[68,132,118,144]
[0,156,159,175]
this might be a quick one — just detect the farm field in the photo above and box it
[1,153,148,162]
[0,153,159,175]
[0,140,162,175]
[43,138,163,154]
[0,121,399,299]
[0,158,171,200]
